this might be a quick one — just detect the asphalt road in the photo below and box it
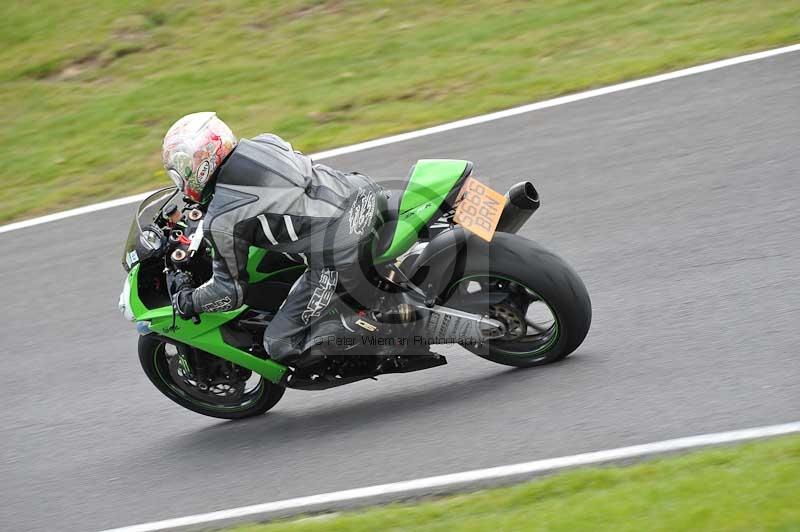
[2,51,799,532]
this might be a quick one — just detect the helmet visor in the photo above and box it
[167,169,183,189]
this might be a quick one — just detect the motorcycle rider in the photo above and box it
[163,112,384,364]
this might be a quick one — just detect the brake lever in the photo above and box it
[187,222,204,257]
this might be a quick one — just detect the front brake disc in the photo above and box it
[167,349,246,405]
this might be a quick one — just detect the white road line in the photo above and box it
[100,421,800,532]
[0,191,154,234]
[2,43,799,236]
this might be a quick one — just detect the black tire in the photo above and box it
[138,335,285,419]
[442,232,591,367]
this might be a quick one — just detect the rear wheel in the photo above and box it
[442,234,591,367]
[138,335,285,419]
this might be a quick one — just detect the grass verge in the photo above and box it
[229,434,800,532]
[2,1,800,223]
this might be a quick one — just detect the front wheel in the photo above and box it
[442,234,591,367]
[138,335,285,419]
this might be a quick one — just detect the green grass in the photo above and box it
[229,435,800,532]
[2,1,799,223]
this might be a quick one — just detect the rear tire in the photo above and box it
[138,335,285,419]
[442,233,591,367]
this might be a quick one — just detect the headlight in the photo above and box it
[139,229,162,251]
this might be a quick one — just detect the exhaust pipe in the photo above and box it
[495,181,539,233]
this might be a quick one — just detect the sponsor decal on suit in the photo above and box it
[202,296,232,312]
[348,188,376,236]
[302,269,339,324]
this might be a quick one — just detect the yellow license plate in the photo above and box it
[453,177,506,242]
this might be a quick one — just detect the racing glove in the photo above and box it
[168,271,197,320]
[172,289,198,320]
[168,270,193,293]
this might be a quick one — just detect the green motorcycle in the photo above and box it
[119,159,591,419]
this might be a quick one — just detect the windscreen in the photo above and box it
[121,187,184,271]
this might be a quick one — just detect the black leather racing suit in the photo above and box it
[189,133,383,362]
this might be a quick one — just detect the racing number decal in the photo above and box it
[453,177,505,242]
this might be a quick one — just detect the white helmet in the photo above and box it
[162,112,237,202]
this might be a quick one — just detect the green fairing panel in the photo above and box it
[127,262,288,383]
[376,159,469,262]
[246,247,270,283]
